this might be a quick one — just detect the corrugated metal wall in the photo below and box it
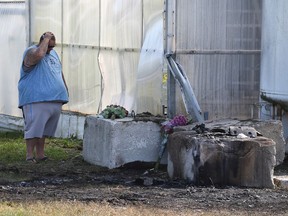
[174,0,262,120]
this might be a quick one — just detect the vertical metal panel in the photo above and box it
[164,0,176,117]
[174,0,262,120]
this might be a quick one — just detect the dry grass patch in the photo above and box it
[0,200,265,216]
[0,201,185,216]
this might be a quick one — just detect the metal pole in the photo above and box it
[26,0,31,46]
[97,0,103,113]
[164,0,176,118]
[166,55,204,123]
[61,0,64,62]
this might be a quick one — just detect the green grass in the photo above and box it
[0,131,82,164]
[0,131,26,163]
[44,137,82,160]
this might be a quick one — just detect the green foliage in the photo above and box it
[100,104,128,119]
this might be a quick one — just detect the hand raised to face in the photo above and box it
[42,32,54,41]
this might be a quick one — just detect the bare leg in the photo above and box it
[36,137,46,159]
[26,138,37,159]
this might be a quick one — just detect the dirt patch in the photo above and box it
[1,155,288,215]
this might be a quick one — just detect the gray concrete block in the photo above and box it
[83,116,163,169]
[55,111,86,139]
[235,120,285,165]
[0,114,23,132]
[0,112,86,140]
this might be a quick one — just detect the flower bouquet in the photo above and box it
[155,114,190,170]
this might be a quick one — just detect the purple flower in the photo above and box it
[161,115,188,134]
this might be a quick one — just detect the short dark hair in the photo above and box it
[39,33,56,42]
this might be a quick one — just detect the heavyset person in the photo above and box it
[18,32,69,163]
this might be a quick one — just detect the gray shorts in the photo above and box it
[22,102,62,139]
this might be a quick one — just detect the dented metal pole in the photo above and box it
[164,0,203,123]
[166,55,204,123]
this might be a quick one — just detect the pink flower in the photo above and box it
[161,115,188,134]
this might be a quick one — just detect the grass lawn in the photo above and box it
[0,131,82,164]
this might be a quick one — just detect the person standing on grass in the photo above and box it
[18,32,69,163]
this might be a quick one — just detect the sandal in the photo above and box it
[26,157,37,163]
[36,156,49,162]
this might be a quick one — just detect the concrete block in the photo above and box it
[237,120,286,166]
[0,114,23,132]
[55,111,86,139]
[0,112,86,140]
[168,125,277,188]
[83,115,163,169]
[175,119,285,165]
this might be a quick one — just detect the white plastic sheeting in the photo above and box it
[28,0,165,115]
[0,1,26,117]
[137,11,164,114]
[99,0,141,113]
[29,0,101,114]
